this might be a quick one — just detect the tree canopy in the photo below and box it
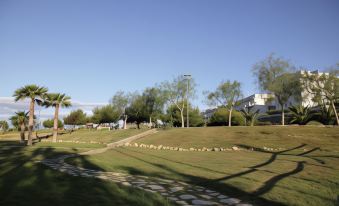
[63,109,87,126]
[91,105,120,124]
[205,80,242,126]
[43,119,63,128]
[252,54,301,125]
[161,75,196,127]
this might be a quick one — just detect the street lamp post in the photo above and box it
[184,74,191,128]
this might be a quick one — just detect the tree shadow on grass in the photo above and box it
[111,143,335,206]
[0,140,173,206]
[113,148,286,206]
[125,148,229,175]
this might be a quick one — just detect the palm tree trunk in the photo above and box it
[331,101,339,125]
[52,104,59,142]
[27,99,35,146]
[20,123,25,143]
[228,107,233,127]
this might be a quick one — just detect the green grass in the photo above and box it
[54,129,147,144]
[135,126,339,151]
[0,128,148,144]
[67,126,339,206]
[0,140,174,206]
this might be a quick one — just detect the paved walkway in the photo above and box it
[40,129,253,206]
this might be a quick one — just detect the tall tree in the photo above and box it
[43,93,71,142]
[161,76,195,128]
[125,93,148,129]
[110,91,130,129]
[63,109,87,129]
[206,80,242,127]
[142,87,166,127]
[91,105,120,125]
[13,85,48,146]
[10,111,29,142]
[252,54,301,125]
[301,69,339,125]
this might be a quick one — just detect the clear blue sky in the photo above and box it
[1,0,339,109]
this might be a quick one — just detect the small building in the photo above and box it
[235,93,276,113]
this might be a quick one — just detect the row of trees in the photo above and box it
[63,81,203,129]
[11,85,71,145]
[5,54,338,146]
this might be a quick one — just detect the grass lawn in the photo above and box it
[67,126,339,206]
[134,126,339,151]
[53,128,147,144]
[0,140,174,206]
[0,128,148,145]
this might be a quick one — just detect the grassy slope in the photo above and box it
[68,126,339,206]
[0,141,174,206]
[0,128,147,144]
[134,126,339,151]
[50,129,147,143]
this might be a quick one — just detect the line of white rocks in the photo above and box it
[120,143,284,152]
[40,154,253,206]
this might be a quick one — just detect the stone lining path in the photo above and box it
[40,129,253,206]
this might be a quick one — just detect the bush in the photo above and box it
[306,121,324,126]
[266,109,289,115]
[255,121,272,126]
[208,108,245,126]
[43,119,64,129]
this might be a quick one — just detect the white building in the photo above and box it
[235,93,276,113]
[235,70,329,113]
[203,70,333,117]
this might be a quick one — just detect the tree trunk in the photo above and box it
[149,116,152,128]
[281,105,285,126]
[20,123,25,143]
[180,109,184,128]
[27,99,35,146]
[137,122,140,129]
[228,107,233,127]
[331,101,339,125]
[52,104,59,142]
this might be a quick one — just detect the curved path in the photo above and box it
[40,129,253,206]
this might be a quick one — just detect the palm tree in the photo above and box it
[44,93,71,142]
[10,111,29,142]
[13,85,48,146]
[0,121,9,134]
[240,107,260,126]
[289,105,312,125]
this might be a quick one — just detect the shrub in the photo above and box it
[266,109,289,115]
[288,105,312,125]
[208,108,245,126]
[43,119,64,129]
[306,121,324,126]
[256,121,272,126]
